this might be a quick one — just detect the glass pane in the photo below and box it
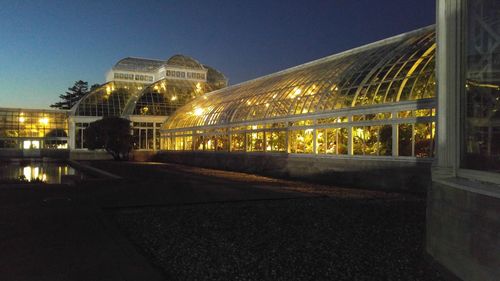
[398,124,413,156]
[231,134,245,151]
[463,0,500,171]
[338,128,348,155]
[290,129,313,154]
[415,123,435,158]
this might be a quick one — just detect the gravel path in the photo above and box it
[109,197,444,281]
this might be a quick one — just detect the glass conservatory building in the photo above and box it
[69,54,228,152]
[157,26,437,190]
[0,108,69,156]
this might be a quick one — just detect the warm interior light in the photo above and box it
[39,117,49,125]
[171,96,177,101]
[19,117,25,123]
[193,107,204,116]
[289,87,302,99]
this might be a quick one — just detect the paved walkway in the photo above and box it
[0,161,328,281]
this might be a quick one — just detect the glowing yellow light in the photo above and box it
[39,117,49,125]
[19,117,25,123]
[196,82,202,93]
[272,94,277,99]
[23,166,32,181]
[57,143,68,149]
[290,87,302,99]
[106,86,111,95]
[138,86,143,90]
[305,129,314,133]
[154,85,159,90]
[247,101,252,105]
[251,125,258,130]
[203,95,208,99]
[171,96,177,101]
[193,107,204,116]
[161,82,166,89]
[265,103,270,107]
[356,128,364,138]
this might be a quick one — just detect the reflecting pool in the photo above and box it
[0,161,80,184]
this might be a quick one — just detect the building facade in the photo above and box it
[157,26,437,191]
[0,54,227,159]
[427,0,500,280]
[0,1,498,278]
[0,108,69,158]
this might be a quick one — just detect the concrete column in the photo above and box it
[392,116,399,156]
[434,0,466,177]
[68,117,76,150]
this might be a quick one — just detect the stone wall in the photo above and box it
[155,151,432,192]
[131,151,157,162]
[0,149,69,159]
[70,150,113,160]
[427,181,500,281]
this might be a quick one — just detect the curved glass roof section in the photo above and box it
[204,64,228,87]
[114,57,164,72]
[164,26,436,130]
[128,78,224,116]
[166,55,205,70]
[73,76,226,117]
[73,81,144,117]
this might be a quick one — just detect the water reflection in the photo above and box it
[0,162,79,184]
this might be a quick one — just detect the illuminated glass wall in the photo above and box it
[0,109,69,149]
[161,27,436,159]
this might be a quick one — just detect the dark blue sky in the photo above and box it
[0,0,435,109]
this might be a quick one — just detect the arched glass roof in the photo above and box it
[166,54,205,70]
[113,57,164,72]
[204,64,228,88]
[72,72,226,117]
[128,78,224,116]
[72,81,144,117]
[164,26,436,130]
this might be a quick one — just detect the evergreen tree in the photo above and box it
[90,83,101,92]
[50,80,92,110]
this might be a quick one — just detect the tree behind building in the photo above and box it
[50,80,100,110]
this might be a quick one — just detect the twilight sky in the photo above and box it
[0,0,435,109]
